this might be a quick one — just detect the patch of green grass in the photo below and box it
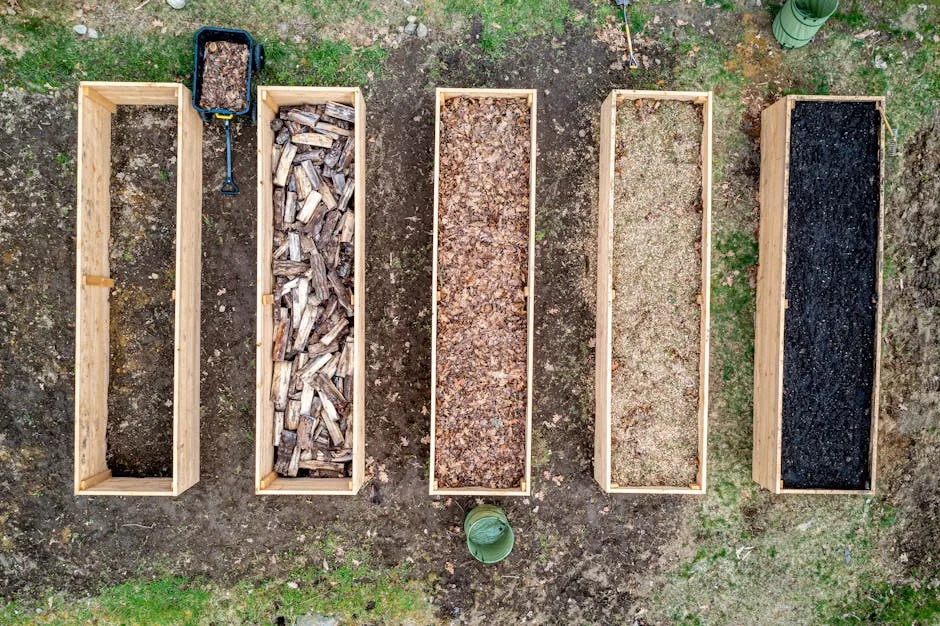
[445,0,573,55]
[831,0,869,28]
[822,578,940,625]
[629,8,653,36]
[264,39,388,86]
[704,0,736,12]
[1,558,432,625]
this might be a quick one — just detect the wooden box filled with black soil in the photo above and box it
[753,95,885,494]
[74,82,202,496]
[594,90,712,495]
[255,87,366,495]
[430,88,536,497]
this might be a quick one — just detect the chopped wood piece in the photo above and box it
[331,449,353,463]
[273,411,284,448]
[271,360,292,411]
[319,395,345,446]
[291,278,309,318]
[293,150,325,165]
[324,138,344,168]
[320,181,337,209]
[317,122,352,137]
[288,232,302,261]
[329,271,353,315]
[294,165,314,200]
[297,415,317,450]
[332,172,346,195]
[272,315,289,361]
[317,211,341,250]
[284,191,298,224]
[307,340,338,359]
[296,191,323,223]
[337,177,355,213]
[319,317,349,346]
[293,133,334,148]
[343,373,353,404]
[287,110,321,127]
[273,143,297,187]
[272,143,284,174]
[339,210,355,243]
[340,135,355,169]
[273,260,307,277]
[292,305,317,351]
[285,400,301,430]
[301,160,322,190]
[309,248,330,301]
[311,372,347,408]
[325,101,356,123]
[298,459,346,473]
[274,429,298,475]
[321,353,340,380]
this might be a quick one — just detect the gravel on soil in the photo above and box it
[434,96,531,490]
[609,98,703,488]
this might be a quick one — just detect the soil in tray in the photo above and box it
[199,41,249,112]
[609,99,703,488]
[435,96,530,490]
[781,101,881,490]
[106,106,177,478]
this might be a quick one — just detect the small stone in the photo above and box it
[578,129,587,138]
[404,22,417,35]
[167,0,186,8]
[416,23,429,38]
[873,56,887,70]
[87,27,98,39]
[407,15,417,23]
[73,24,87,35]
[610,61,624,71]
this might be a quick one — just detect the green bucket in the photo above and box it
[464,505,515,564]
[772,0,839,49]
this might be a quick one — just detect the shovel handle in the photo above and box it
[219,116,239,196]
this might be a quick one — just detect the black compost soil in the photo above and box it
[781,101,881,490]
[105,106,177,477]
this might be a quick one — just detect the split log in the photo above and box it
[324,138,344,168]
[273,260,308,278]
[293,133,334,148]
[271,360,292,411]
[296,191,323,223]
[301,160,322,190]
[292,305,317,352]
[273,429,298,476]
[320,181,338,210]
[299,352,332,381]
[284,191,298,224]
[285,399,301,430]
[273,143,297,187]
[319,316,349,346]
[297,415,317,450]
[337,176,355,213]
[297,459,346,474]
[329,271,353,316]
[312,372,346,408]
[288,232,302,261]
[319,394,345,446]
[272,315,289,361]
[325,101,356,123]
[273,411,284,448]
[309,248,330,301]
[307,340,338,360]
[294,165,314,200]
[293,150,325,165]
[287,110,321,127]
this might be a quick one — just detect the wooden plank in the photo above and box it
[75,82,201,497]
[172,84,202,495]
[594,92,616,492]
[595,90,711,494]
[78,477,175,495]
[429,88,535,497]
[74,82,112,495]
[256,86,365,496]
[755,95,884,494]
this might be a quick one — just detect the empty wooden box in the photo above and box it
[753,95,884,494]
[255,86,366,495]
[594,90,712,494]
[74,82,202,496]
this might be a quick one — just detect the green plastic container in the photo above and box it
[464,505,514,564]
[772,0,839,49]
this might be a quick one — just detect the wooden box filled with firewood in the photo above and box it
[255,87,365,495]
[74,82,202,496]
[430,88,536,497]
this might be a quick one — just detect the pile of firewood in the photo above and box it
[269,101,356,479]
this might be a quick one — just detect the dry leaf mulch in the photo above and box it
[435,96,531,489]
[609,99,703,488]
[199,41,249,112]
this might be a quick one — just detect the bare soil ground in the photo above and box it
[610,99,703,488]
[0,0,938,622]
[106,106,177,478]
[435,96,531,490]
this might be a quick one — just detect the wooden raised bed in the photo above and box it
[74,82,202,496]
[430,88,536,497]
[594,90,712,495]
[753,95,884,494]
[255,86,366,495]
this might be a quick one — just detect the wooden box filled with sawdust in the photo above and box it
[753,95,884,494]
[74,82,202,496]
[594,90,712,495]
[430,88,536,497]
[255,86,366,495]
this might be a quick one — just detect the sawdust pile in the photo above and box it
[609,98,703,487]
[435,96,531,489]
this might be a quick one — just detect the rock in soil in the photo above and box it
[199,41,249,112]
[434,96,530,490]
[609,98,703,488]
